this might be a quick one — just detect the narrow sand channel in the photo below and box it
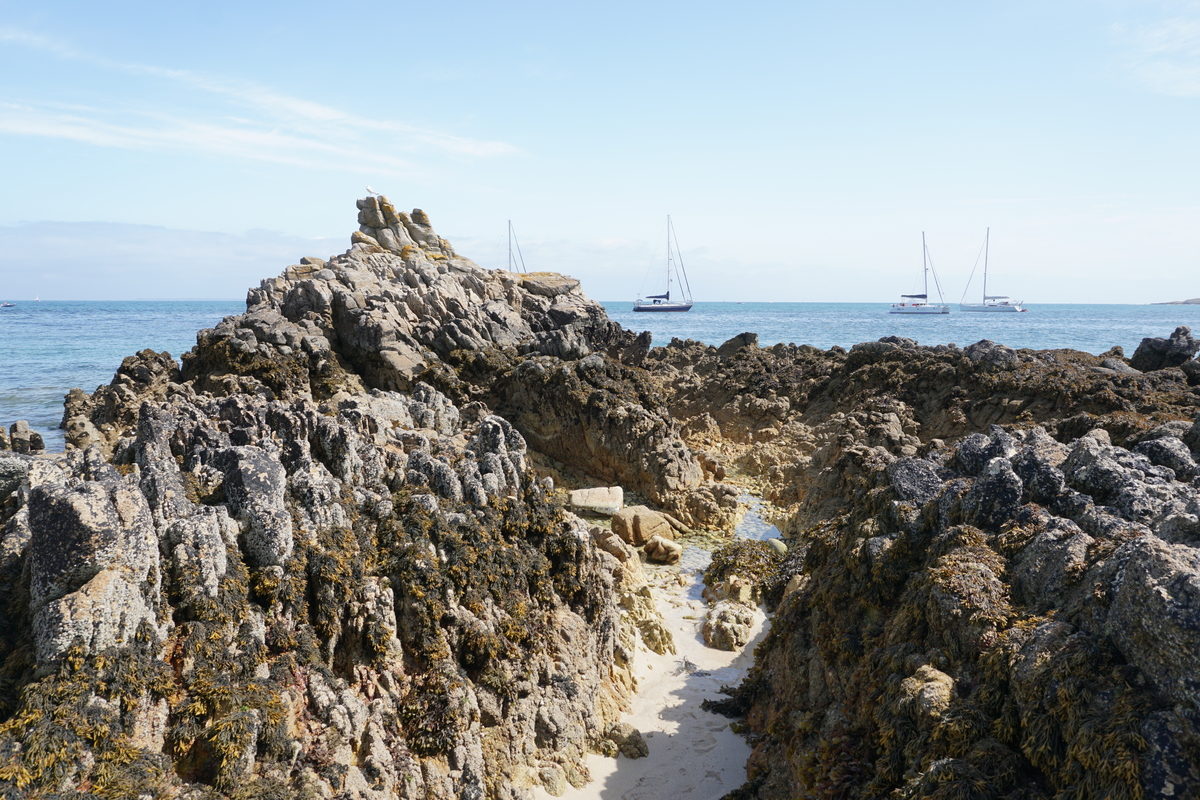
[537,497,779,800]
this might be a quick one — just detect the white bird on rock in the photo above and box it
[366,185,380,196]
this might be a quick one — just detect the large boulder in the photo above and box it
[702,600,757,650]
[567,486,623,515]
[1130,325,1199,371]
[611,504,673,546]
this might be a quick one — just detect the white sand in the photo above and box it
[536,565,769,800]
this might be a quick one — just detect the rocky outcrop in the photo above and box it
[3,376,668,799]
[61,200,726,529]
[639,327,1200,799]
[1130,324,1199,371]
[2,420,45,454]
[643,329,1199,525]
[717,421,1200,799]
[0,198,696,800]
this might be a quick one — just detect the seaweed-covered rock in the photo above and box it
[719,406,1200,799]
[14,192,1200,800]
[886,457,942,505]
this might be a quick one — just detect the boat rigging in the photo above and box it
[634,216,693,312]
[890,232,950,314]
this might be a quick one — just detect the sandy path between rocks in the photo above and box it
[536,564,768,800]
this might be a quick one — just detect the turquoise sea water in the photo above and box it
[2,300,1198,452]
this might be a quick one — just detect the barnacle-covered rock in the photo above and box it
[702,600,757,650]
[717,401,1200,799]
[1134,435,1198,480]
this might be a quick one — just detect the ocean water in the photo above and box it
[600,301,1200,354]
[0,301,244,451]
[2,300,1197,452]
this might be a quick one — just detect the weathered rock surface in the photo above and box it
[606,721,649,759]
[0,197,692,800]
[611,504,673,546]
[702,600,757,650]
[567,485,623,516]
[714,421,1200,799]
[642,534,682,565]
[60,201,726,529]
[1130,324,1199,371]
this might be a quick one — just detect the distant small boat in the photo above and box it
[891,232,950,314]
[960,228,1026,312]
[0,302,14,308]
[634,216,693,312]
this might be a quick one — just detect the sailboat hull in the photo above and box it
[634,301,693,312]
[889,304,949,314]
[959,302,1026,312]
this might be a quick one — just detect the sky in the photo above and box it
[1,1,1199,303]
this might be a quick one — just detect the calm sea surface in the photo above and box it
[0,301,244,451]
[2,300,1198,451]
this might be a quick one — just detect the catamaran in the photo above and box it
[634,216,693,312]
[960,228,1026,312]
[890,232,950,314]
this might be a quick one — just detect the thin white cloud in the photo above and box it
[0,27,80,58]
[0,102,417,174]
[1115,3,1200,95]
[0,26,517,171]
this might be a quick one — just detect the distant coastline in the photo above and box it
[1151,297,1200,305]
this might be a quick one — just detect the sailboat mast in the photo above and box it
[507,221,527,273]
[922,231,929,297]
[983,227,990,301]
[666,216,673,296]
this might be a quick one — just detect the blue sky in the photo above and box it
[2,1,1199,303]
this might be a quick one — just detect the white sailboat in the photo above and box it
[890,232,950,314]
[634,216,693,312]
[960,228,1026,312]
